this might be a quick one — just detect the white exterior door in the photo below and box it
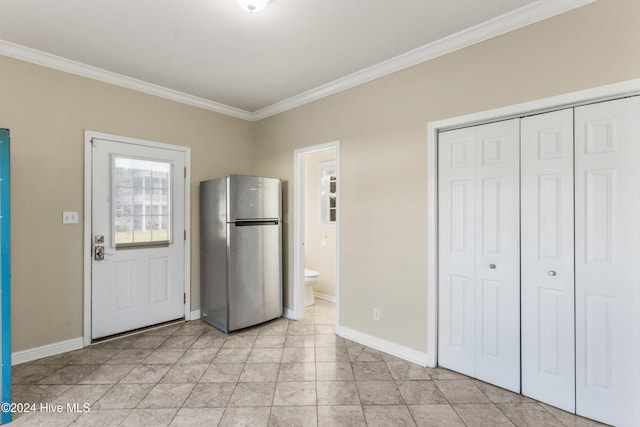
[574,97,640,426]
[91,138,186,339]
[521,109,575,412]
[438,119,521,392]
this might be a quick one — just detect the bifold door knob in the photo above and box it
[489,264,496,269]
[548,271,557,276]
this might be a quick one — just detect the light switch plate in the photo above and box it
[62,211,79,224]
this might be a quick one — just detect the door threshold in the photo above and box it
[90,318,185,345]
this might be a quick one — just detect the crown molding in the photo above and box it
[251,0,596,121]
[1,0,594,123]
[0,39,254,121]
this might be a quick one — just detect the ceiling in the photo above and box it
[0,0,592,119]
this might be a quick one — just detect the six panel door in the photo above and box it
[438,119,521,392]
[521,109,575,412]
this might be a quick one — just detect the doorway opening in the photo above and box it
[293,141,340,326]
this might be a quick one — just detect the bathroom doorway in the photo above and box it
[293,141,340,326]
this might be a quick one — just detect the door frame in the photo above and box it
[83,131,192,346]
[426,78,640,368]
[292,141,341,324]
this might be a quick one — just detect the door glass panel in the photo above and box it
[113,156,172,247]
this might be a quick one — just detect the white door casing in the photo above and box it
[438,119,521,392]
[574,96,640,426]
[90,137,187,339]
[521,108,575,412]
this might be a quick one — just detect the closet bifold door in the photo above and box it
[521,109,575,412]
[574,96,640,426]
[438,119,520,392]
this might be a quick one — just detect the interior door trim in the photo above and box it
[426,78,640,368]
[83,131,192,347]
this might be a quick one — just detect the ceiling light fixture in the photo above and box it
[236,0,270,14]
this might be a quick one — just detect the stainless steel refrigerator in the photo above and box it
[200,175,282,333]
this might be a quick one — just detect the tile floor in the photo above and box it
[9,300,607,426]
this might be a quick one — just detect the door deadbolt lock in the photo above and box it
[94,234,104,244]
[95,245,105,261]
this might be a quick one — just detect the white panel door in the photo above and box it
[575,96,640,426]
[521,109,575,411]
[473,120,520,392]
[438,126,477,377]
[438,119,520,392]
[91,138,186,339]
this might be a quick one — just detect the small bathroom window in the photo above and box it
[319,160,337,225]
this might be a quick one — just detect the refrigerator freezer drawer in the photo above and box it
[227,222,282,331]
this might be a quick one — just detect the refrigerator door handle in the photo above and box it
[234,220,279,226]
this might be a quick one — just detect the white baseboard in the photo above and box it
[12,337,84,366]
[189,309,201,320]
[314,292,336,303]
[337,325,429,366]
[283,308,296,320]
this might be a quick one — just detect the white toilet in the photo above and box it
[304,268,320,306]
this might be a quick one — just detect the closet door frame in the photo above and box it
[427,78,640,369]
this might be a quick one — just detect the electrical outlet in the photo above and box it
[373,308,380,321]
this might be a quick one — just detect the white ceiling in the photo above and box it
[0,0,592,119]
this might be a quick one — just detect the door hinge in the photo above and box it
[184,167,186,178]
[184,293,186,304]
[184,229,187,240]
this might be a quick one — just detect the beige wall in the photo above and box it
[304,150,337,297]
[253,0,640,353]
[0,56,254,352]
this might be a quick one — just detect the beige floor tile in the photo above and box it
[426,367,468,380]
[282,347,316,362]
[173,324,210,336]
[12,384,72,404]
[229,382,276,407]
[10,411,81,427]
[539,403,609,427]
[316,381,360,405]
[176,348,218,364]
[387,361,432,380]
[435,379,491,404]
[315,361,354,381]
[68,348,121,365]
[363,405,417,426]
[347,345,385,362]
[473,380,534,403]
[12,364,64,384]
[247,348,284,363]
[37,365,99,385]
[408,404,465,427]
[52,384,112,405]
[273,381,316,406]
[159,363,207,383]
[268,406,317,427]
[397,380,448,404]
[190,334,225,349]
[104,349,152,365]
[356,380,404,405]
[159,334,198,349]
[213,348,251,363]
[315,346,349,362]
[239,363,280,382]
[453,403,515,426]
[254,335,286,348]
[221,334,257,349]
[136,383,195,409]
[129,335,168,349]
[120,408,177,427]
[199,363,244,382]
[78,364,136,384]
[71,409,131,427]
[317,405,366,427]
[497,402,565,427]
[352,361,393,380]
[119,364,172,383]
[142,349,186,364]
[284,335,315,348]
[92,383,154,409]
[277,362,316,381]
[169,408,225,426]
[182,382,236,408]
[219,407,271,427]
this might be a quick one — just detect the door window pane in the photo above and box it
[113,157,172,246]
